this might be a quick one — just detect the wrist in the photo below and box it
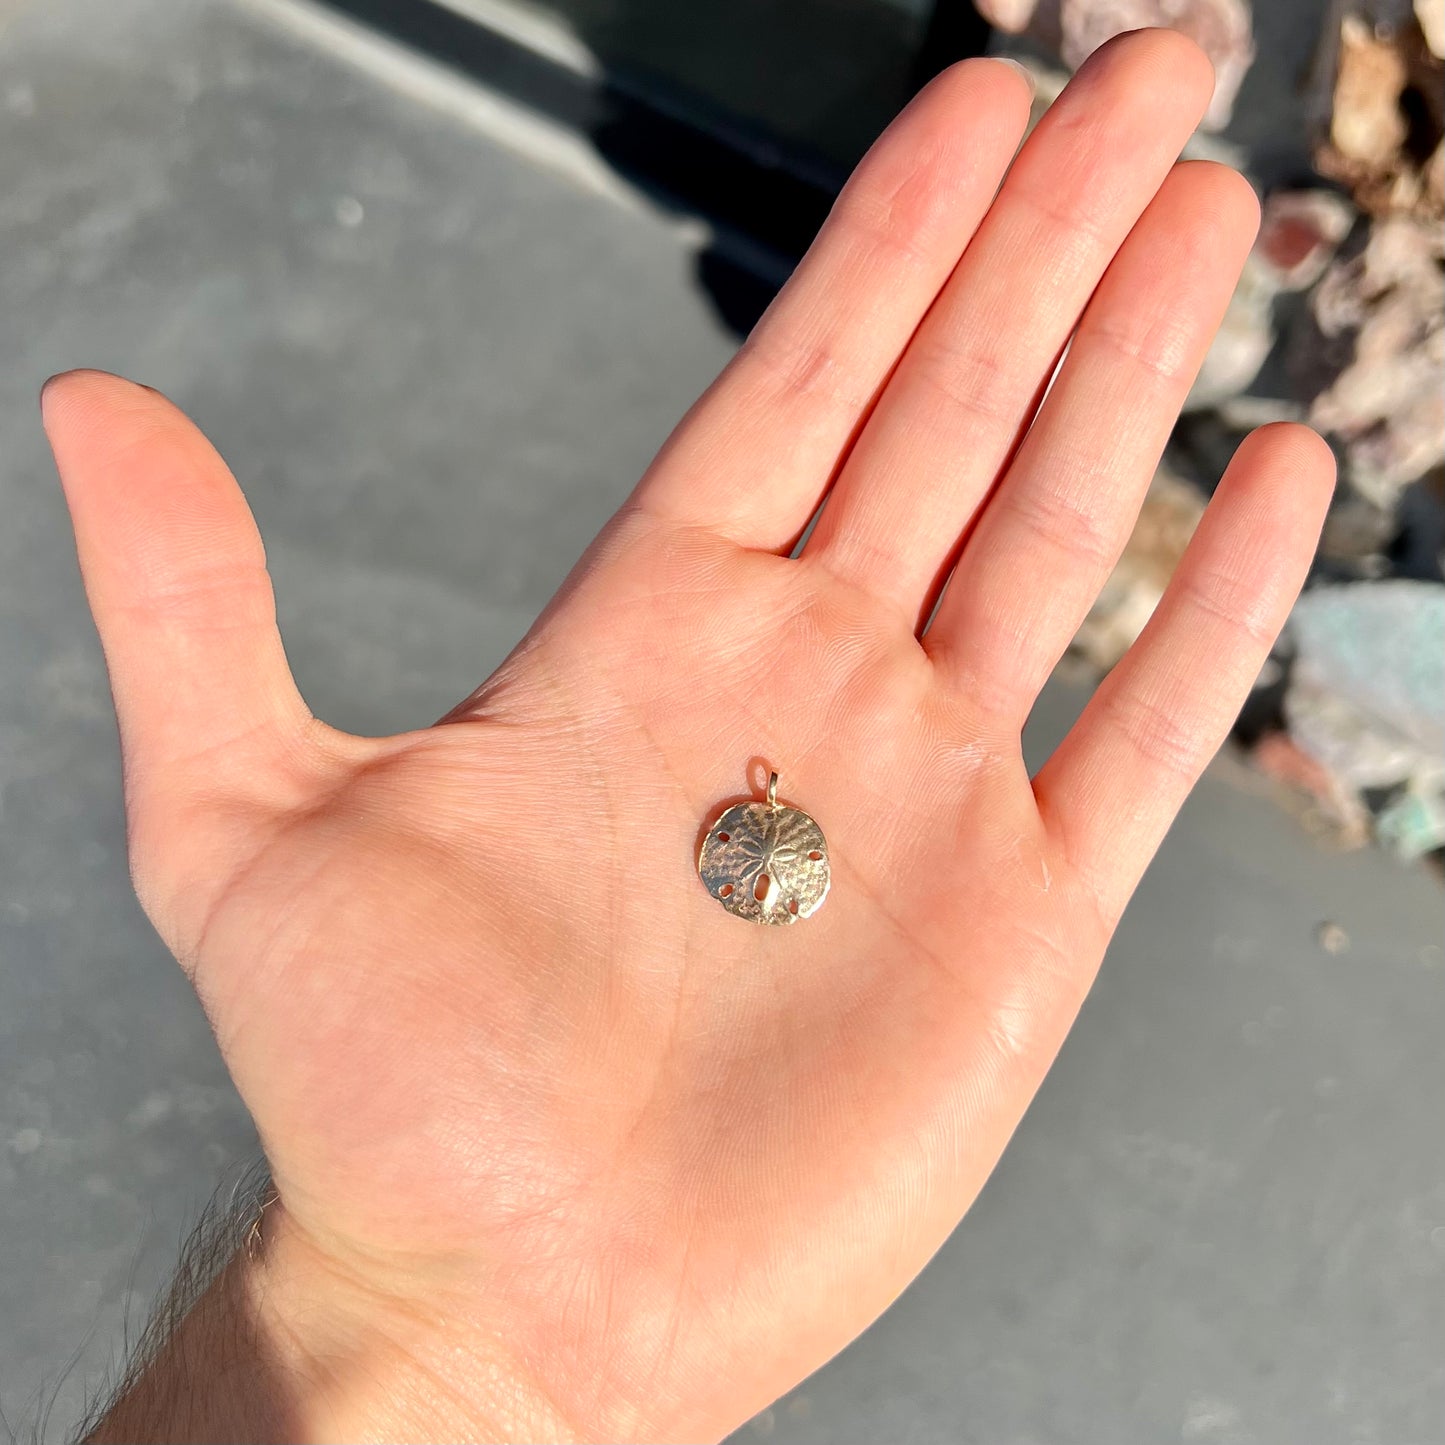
[86,1191,579,1444]
[242,1205,581,1443]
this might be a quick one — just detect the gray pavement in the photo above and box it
[1,2,1442,1441]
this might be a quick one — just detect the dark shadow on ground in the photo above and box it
[315,0,995,335]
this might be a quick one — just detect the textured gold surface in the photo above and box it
[698,773,830,925]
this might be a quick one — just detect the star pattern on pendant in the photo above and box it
[698,799,830,925]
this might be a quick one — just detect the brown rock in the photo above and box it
[1331,14,1410,166]
[1312,2,1445,218]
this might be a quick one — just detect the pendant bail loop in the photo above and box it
[766,770,779,808]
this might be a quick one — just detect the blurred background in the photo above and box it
[1,0,1442,1439]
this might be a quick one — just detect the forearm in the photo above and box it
[84,1248,295,1444]
[81,1180,574,1445]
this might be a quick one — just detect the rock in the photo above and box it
[1330,14,1410,167]
[1318,489,1397,571]
[985,0,1254,128]
[1280,580,1445,856]
[1307,216,1445,509]
[1312,2,1445,219]
[1388,470,1445,581]
[1071,468,1205,671]
[1256,190,1359,290]
[1375,787,1445,859]
[1187,190,1356,411]
[1289,581,1445,760]
[1187,295,1275,414]
[1248,731,1374,847]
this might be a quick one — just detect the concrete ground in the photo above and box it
[1,1,1441,1440]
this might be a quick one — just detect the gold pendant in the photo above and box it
[698,770,830,925]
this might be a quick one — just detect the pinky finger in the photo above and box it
[1033,424,1335,926]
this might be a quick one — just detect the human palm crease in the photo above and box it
[44,31,1333,1445]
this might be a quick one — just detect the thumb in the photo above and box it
[42,370,320,945]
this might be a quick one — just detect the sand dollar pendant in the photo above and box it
[698,770,830,925]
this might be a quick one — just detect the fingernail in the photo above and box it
[996,56,1036,95]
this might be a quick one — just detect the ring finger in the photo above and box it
[926,159,1261,718]
[802,29,1217,629]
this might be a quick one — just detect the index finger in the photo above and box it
[631,58,1033,552]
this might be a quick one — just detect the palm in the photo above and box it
[46,34,1332,1444]
[195,517,1056,1425]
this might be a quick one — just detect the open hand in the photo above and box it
[46,31,1333,1444]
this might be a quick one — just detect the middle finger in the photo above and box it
[801,29,1216,628]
